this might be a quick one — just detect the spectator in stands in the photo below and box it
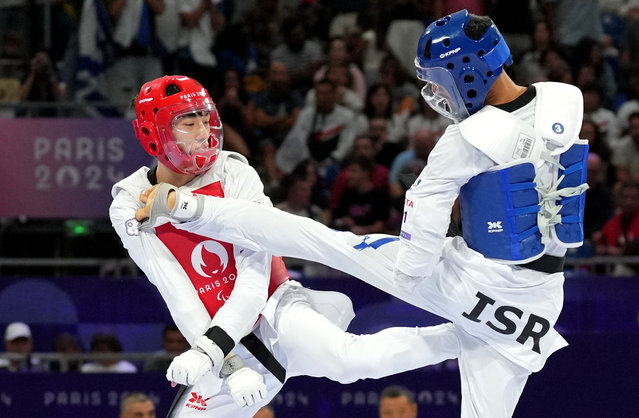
[154,0,181,75]
[0,30,27,117]
[488,0,534,59]
[366,116,404,169]
[573,38,618,110]
[541,47,574,84]
[314,36,366,101]
[515,19,556,84]
[214,22,259,78]
[354,10,385,85]
[612,111,639,184]
[619,2,639,71]
[276,173,327,223]
[306,61,363,112]
[239,0,286,69]
[143,324,188,372]
[329,134,389,212]
[253,60,305,146]
[377,54,419,116]
[253,60,305,186]
[18,49,64,117]
[49,332,83,372]
[294,0,333,45]
[120,391,156,418]
[214,67,255,152]
[270,17,324,93]
[386,127,441,234]
[361,82,410,146]
[0,29,28,80]
[175,0,226,94]
[388,127,440,203]
[581,118,615,186]
[330,154,390,235]
[581,83,621,150]
[0,322,44,372]
[275,78,361,184]
[288,158,331,210]
[539,0,605,67]
[617,72,639,133]
[275,172,327,272]
[378,385,417,418]
[80,332,137,373]
[592,181,639,275]
[104,0,165,112]
[594,179,639,251]
[584,153,614,241]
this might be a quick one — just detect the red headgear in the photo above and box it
[133,75,223,174]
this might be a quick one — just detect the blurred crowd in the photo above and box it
[2,0,639,274]
[0,321,188,373]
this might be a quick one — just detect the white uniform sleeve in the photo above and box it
[175,158,274,344]
[208,247,270,343]
[395,127,494,278]
[109,188,212,346]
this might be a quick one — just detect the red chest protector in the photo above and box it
[156,181,289,317]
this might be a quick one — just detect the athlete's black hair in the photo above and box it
[165,83,181,96]
[465,14,494,40]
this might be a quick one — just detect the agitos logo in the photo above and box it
[186,392,212,411]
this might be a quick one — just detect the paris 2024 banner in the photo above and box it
[0,118,154,218]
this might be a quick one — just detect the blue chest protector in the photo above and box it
[459,141,589,263]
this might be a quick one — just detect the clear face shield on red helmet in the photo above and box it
[156,100,223,174]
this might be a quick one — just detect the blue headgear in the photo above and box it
[415,9,513,122]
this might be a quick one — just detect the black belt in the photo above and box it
[520,254,565,273]
[205,325,286,384]
[241,332,287,384]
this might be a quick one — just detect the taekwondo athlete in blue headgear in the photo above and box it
[391,10,590,415]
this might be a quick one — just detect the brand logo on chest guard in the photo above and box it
[487,221,503,233]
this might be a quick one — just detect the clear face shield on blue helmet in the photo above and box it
[416,62,470,122]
